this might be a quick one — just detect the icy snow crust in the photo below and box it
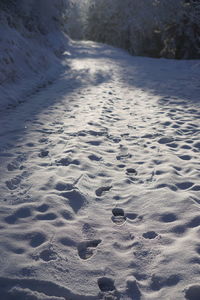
[0,40,200,299]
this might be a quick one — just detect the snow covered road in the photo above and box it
[0,41,200,300]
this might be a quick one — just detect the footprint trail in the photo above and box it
[0,41,199,299]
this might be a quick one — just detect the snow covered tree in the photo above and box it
[64,0,85,39]
[161,0,200,58]
[85,0,200,59]
[85,0,165,57]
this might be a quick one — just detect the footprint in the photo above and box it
[150,274,181,291]
[59,236,76,247]
[167,143,178,148]
[86,140,102,146]
[37,128,54,135]
[126,278,141,300]
[26,232,46,248]
[162,121,171,126]
[26,143,35,147]
[60,210,74,221]
[39,249,57,262]
[36,203,49,213]
[38,137,48,143]
[88,154,102,161]
[179,155,191,161]
[195,245,200,255]
[15,207,31,218]
[189,257,200,264]
[5,206,32,224]
[142,231,158,239]
[181,145,192,150]
[158,137,173,144]
[12,248,25,255]
[19,267,35,277]
[191,185,200,191]
[95,186,112,197]
[4,216,16,225]
[126,168,137,175]
[126,213,138,220]
[116,153,132,161]
[82,223,96,239]
[98,277,115,292]
[38,149,49,158]
[165,274,181,286]
[117,164,126,168]
[156,183,177,192]
[55,182,74,191]
[35,213,57,221]
[185,284,200,300]
[56,157,80,166]
[187,216,200,228]
[88,130,106,137]
[176,182,194,190]
[7,154,26,171]
[112,208,126,225]
[107,135,121,143]
[7,162,20,171]
[61,190,87,213]
[170,225,186,235]
[194,142,200,150]
[6,175,22,190]
[78,239,101,260]
[159,213,177,223]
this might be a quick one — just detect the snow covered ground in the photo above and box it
[0,10,70,111]
[0,40,200,300]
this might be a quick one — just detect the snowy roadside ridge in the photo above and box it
[0,9,70,112]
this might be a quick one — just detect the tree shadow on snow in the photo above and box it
[0,52,111,153]
[71,40,200,109]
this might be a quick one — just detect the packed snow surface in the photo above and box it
[0,41,200,300]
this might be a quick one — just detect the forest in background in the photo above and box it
[84,0,200,59]
[0,0,200,59]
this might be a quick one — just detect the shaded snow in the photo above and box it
[0,10,70,111]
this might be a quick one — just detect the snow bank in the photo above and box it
[0,5,70,111]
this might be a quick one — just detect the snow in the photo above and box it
[0,10,70,111]
[0,38,200,300]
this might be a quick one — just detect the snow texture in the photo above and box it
[0,1,70,111]
[0,38,200,299]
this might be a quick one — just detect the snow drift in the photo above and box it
[0,0,70,111]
